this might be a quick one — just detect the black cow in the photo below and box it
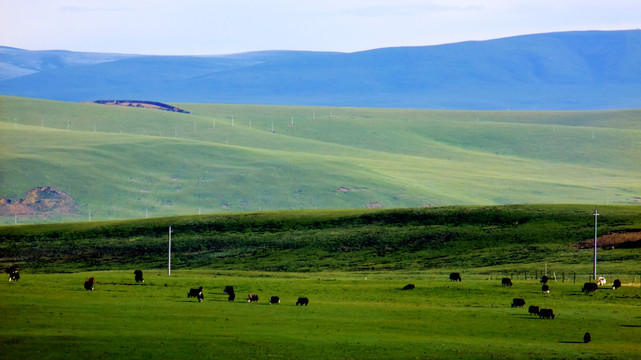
[6,266,19,282]
[501,278,513,287]
[449,273,462,281]
[197,293,204,302]
[402,284,415,290]
[224,286,235,301]
[542,284,550,293]
[538,308,555,319]
[511,298,525,308]
[296,297,309,306]
[188,287,203,298]
[528,305,540,316]
[269,296,280,304]
[583,332,591,343]
[247,293,259,303]
[134,270,144,283]
[582,282,598,293]
[613,279,622,290]
[84,277,95,291]
[540,275,549,285]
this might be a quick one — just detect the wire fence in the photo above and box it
[450,271,641,286]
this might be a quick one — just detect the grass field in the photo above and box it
[2,205,641,359]
[1,270,640,360]
[1,96,640,223]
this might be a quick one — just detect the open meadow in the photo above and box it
[1,205,641,359]
[1,270,640,360]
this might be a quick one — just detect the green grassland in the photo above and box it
[1,96,640,223]
[2,205,640,274]
[1,203,641,359]
[1,271,640,360]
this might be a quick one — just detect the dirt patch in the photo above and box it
[365,202,383,209]
[571,231,641,249]
[0,187,76,216]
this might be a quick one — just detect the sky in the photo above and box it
[1,0,639,55]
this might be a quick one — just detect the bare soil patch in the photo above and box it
[572,231,641,249]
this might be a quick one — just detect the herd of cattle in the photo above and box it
[187,284,308,305]
[6,267,624,318]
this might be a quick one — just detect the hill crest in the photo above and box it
[1,30,640,110]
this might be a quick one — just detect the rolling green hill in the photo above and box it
[1,96,640,223]
[1,205,640,273]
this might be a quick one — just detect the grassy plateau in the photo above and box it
[1,96,640,223]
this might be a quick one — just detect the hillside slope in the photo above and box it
[1,30,640,110]
[1,205,640,272]
[1,96,640,223]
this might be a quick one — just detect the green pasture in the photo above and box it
[1,96,640,223]
[1,271,640,359]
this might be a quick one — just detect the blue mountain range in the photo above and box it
[1,30,639,110]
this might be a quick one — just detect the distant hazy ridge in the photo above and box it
[1,30,640,110]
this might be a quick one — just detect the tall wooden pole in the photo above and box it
[168,226,172,276]
[593,208,599,280]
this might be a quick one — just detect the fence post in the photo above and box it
[562,272,565,283]
[574,273,576,284]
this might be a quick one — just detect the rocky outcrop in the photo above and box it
[0,187,76,215]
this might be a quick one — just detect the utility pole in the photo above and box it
[168,225,173,276]
[593,208,599,280]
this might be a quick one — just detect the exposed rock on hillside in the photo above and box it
[0,187,76,215]
[92,100,190,113]
[365,202,383,209]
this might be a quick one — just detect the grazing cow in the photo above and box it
[188,286,203,298]
[134,270,144,283]
[197,293,204,302]
[583,332,591,343]
[542,284,550,293]
[269,296,280,304]
[6,266,20,282]
[449,273,462,281]
[597,277,606,286]
[528,305,540,316]
[224,286,236,301]
[582,282,598,293]
[540,275,549,285]
[613,279,622,290]
[538,308,555,319]
[247,293,259,303]
[402,284,415,290]
[501,278,513,287]
[296,297,309,306]
[84,277,95,291]
[511,298,526,308]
